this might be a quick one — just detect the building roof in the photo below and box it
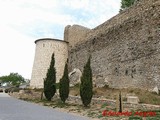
[35,38,68,44]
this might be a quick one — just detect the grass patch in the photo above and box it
[129,116,142,120]
[69,85,160,105]
[53,100,70,108]
[92,87,160,105]
[101,103,108,108]
[146,116,160,120]
[32,88,44,92]
[87,111,96,117]
[70,83,80,96]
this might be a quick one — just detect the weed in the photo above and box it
[101,103,108,108]
[87,111,96,117]
[129,116,142,120]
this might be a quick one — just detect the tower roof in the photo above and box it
[35,38,68,44]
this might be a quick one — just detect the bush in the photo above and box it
[5,87,21,93]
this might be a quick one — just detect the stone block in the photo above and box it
[127,96,139,104]
[152,86,159,94]
[69,68,82,86]
[19,90,25,94]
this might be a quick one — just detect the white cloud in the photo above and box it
[0,0,121,79]
[62,0,89,9]
[60,0,121,28]
[0,25,35,79]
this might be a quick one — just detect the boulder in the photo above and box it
[152,86,159,94]
[69,68,82,86]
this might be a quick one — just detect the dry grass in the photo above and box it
[70,85,160,105]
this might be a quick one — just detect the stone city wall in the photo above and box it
[67,0,160,89]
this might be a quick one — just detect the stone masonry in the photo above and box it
[30,38,68,88]
[30,0,160,90]
[66,0,160,90]
[64,25,90,48]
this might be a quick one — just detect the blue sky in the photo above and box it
[0,0,121,79]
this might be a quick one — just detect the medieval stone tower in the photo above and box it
[30,38,68,88]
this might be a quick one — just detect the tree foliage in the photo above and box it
[44,53,56,101]
[59,61,69,103]
[120,0,135,11]
[80,56,93,107]
[0,73,25,86]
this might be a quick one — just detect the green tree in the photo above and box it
[44,53,56,101]
[120,0,135,11]
[59,61,69,103]
[80,56,93,107]
[0,73,25,87]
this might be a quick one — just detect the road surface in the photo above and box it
[0,93,90,120]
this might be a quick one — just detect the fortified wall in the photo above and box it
[64,25,90,48]
[65,0,160,90]
[30,0,160,90]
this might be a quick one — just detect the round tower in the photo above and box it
[30,38,68,88]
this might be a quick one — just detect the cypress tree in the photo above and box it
[44,53,56,101]
[59,61,69,103]
[80,56,93,107]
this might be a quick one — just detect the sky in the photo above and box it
[0,0,121,79]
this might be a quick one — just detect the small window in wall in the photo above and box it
[43,44,45,47]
